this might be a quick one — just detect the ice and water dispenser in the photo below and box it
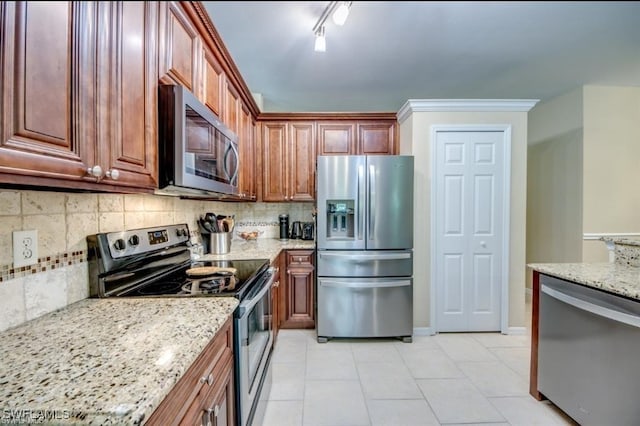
[326,200,355,239]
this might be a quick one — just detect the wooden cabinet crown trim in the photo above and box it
[259,112,398,121]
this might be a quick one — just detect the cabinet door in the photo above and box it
[288,122,316,201]
[202,45,225,117]
[282,250,315,329]
[261,122,288,201]
[317,122,355,156]
[0,2,96,185]
[97,2,158,189]
[357,121,397,155]
[159,1,201,92]
[224,81,240,136]
[238,104,256,200]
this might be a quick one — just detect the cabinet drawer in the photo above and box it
[287,250,314,267]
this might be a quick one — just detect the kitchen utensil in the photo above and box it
[204,212,217,223]
[197,218,211,234]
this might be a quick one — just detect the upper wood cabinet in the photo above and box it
[238,104,257,200]
[260,122,315,202]
[97,1,159,189]
[317,120,397,155]
[317,122,356,155]
[358,121,397,155]
[158,1,201,93]
[201,44,225,118]
[0,1,157,191]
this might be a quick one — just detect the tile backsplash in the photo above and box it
[0,189,314,332]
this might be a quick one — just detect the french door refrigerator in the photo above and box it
[316,155,414,342]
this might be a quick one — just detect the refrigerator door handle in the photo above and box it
[318,252,412,261]
[368,164,375,240]
[357,164,365,241]
[320,279,412,289]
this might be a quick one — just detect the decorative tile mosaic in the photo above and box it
[0,250,86,283]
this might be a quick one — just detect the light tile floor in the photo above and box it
[261,299,578,426]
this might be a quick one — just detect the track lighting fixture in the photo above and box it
[314,26,326,52]
[332,2,351,26]
[312,1,352,52]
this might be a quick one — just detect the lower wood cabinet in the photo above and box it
[146,316,235,426]
[280,250,315,329]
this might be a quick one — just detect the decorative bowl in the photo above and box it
[237,230,263,241]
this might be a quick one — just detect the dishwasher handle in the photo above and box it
[541,284,640,329]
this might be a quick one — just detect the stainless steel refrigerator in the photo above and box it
[316,155,414,342]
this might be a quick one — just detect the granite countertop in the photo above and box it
[0,297,238,425]
[528,262,640,301]
[199,237,315,263]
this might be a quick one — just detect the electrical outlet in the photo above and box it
[13,230,38,268]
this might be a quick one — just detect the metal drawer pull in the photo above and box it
[199,373,214,385]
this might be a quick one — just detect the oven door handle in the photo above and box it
[236,269,275,317]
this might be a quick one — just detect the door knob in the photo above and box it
[86,165,103,178]
[480,241,487,248]
[105,169,120,180]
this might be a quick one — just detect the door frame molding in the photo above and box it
[430,124,512,334]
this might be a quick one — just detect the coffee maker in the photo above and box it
[301,222,315,240]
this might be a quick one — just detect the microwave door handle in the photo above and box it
[223,142,239,184]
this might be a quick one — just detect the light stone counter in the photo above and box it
[0,297,238,425]
[528,262,640,301]
[199,238,315,263]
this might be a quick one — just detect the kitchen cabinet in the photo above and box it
[201,43,225,118]
[238,104,257,200]
[260,122,316,202]
[317,120,397,155]
[146,315,235,426]
[159,1,201,93]
[281,250,315,329]
[0,1,157,191]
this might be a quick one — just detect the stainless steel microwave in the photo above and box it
[157,84,239,198]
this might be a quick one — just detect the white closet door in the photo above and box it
[435,130,505,332]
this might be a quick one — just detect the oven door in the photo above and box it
[235,268,274,426]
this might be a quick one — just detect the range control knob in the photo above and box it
[128,235,140,246]
[114,238,126,251]
[176,228,187,237]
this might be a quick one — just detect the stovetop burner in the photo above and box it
[181,272,238,295]
[135,281,184,295]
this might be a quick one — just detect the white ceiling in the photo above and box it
[203,1,640,113]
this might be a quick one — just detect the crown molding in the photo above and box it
[397,99,539,123]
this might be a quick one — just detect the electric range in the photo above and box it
[86,223,269,299]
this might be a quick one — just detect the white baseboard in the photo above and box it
[413,327,435,336]
[506,326,527,335]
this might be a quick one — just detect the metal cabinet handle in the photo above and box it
[274,280,280,288]
[105,168,120,180]
[199,373,214,385]
[86,165,103,178]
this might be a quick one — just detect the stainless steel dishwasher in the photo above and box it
[538,274,640,425]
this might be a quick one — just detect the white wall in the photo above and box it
[527,85,640,267]
[399,102,533,330]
